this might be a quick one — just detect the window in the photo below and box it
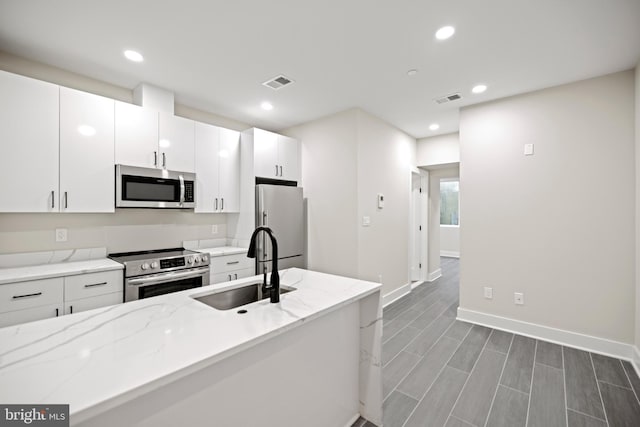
[440,180,459,226]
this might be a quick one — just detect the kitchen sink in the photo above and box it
[193,282,296,310]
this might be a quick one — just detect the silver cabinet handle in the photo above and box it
[234,273,238,280]
[154,151,158,166]
[84,282,107,288]
[275,165,278,176]
[70,305,73,314]
[12,292,42,299]
[226,261,240,265]
[55,308,59,317]
[221,198,224,211]
[228,274,232,281]
[64,192,68,209]
[162,152,166,168]
[279,165,283,177]
[51,190,55,209]
[215,198,218,210]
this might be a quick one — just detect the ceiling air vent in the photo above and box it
[434,92,462,104]
[262,75,295,90]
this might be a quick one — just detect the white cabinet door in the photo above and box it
[0,304,63,328]
[219,128,240,212]
[59,87,115,213]
[194,122,220,213]
[278,135,299,182]
[65,292,122,315]
[0,71,59,212]
[115,101,159,168]
[253,128,279,179]
[159,113,195,172]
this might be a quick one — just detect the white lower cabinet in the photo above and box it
[0,271,123,327]
[209,253,255,285]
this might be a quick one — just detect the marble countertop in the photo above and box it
[195,246,247,257]
[0,268,380,423]
[0,258,123,285]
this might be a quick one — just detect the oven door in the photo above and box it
[125,266,210,302]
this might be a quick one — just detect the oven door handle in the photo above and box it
[127,267,210,286]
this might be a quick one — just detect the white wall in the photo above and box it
[440,226,460,258]
[635,63,640,353]
[0,50,251,255]
[286,109,416,296]
[460,70,635,344]
[417,133,460,167]
[284,110,360,278]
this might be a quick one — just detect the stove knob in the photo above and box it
[141,263,150,270]
[201,255,208,263]
[194,256,201,263]
[151,261,159,269]
[187,257,194,264]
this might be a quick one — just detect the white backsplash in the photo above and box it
[0,247,107,268]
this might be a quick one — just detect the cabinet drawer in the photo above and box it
[64,270,122,301]
[0,303,62,328]
[209,253,253,274]
[65,292,123,315]
[0,278,64,314]
[211,268,255,285]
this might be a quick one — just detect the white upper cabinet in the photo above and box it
[0,71,59,212]
[194,123,240,213]
[159,113,195,173]
[59,87,115,213]
[252,128,299,182]
[115,101,159,168]
[278,135,299,181]
[218,127,240,212]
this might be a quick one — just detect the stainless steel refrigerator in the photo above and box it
[255,184,305,274]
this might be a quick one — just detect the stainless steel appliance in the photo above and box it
[116,164,195,209]
[109,248,210,302]
[255,183,304,274]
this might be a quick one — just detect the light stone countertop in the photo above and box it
[0,258,123,285]
[0,268,381,423]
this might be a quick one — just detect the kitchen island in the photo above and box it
[0,268,382,427]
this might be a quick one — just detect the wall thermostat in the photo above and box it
[377,193,385,209]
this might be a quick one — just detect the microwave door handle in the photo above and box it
[179,175,185,206]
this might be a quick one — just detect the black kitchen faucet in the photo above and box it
[247,226,280,303]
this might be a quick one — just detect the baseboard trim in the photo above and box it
[411,281,426,290]
[427,269,442,282]
[440,251,460,258]
[343,414,361,427]
[382,283,411,307]
[633,346,640,380]
[457,308,636,362]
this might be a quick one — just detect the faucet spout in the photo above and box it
[247,226,280,303]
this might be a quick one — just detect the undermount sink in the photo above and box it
[193,282,296,310]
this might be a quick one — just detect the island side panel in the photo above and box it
[76,302,361,427]
[359,290,383,425]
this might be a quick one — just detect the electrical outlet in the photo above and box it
[211,225,218,234]
[362,216,371,227]
[514,292,524,305]
[524,144,534,156]
[484,287,493,299]
[55,228,68,242]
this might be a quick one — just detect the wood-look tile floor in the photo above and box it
[353,257,640,427]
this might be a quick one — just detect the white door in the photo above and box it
[115,101,159,168]
[0,71,59,212]
[278,135,299,182]
[410,172,422,281]
[159,113,195,172]
[219,128,240,212]
[194,122,220,213]
[253,128,278,178]
[59,87,115,213]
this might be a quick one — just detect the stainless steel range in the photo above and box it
[109,248,210,302]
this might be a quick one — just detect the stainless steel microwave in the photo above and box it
[116,165,195,209]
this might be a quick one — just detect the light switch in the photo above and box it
[377,193,385,209]
[362,216,371,227]
[524,144,534,156]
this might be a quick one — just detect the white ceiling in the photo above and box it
[1,0,639,138]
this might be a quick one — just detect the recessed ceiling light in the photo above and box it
[429,123,440,131]
[261,101,274,111]
[435,26,455,40]
[124,50,144,62]
[472,84,487,94]
[407,69,418,76]
[77,125,96,136]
